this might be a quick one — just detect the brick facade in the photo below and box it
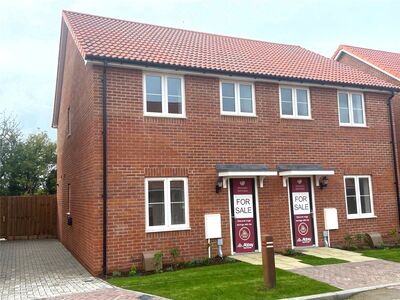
[336,52,400,203]
[57,35,399,275]
[57,31,103,274]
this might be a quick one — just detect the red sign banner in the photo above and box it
[290,178,314,247]
[232,178,255,253]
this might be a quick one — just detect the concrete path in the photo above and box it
[292,260,400,290]
[0,239,157,300]
[231,248,400,291]
[301,247,377,262]
[230,247,377,270]
[229,252,310,270]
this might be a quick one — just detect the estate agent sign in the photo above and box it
[232,178,256,253]
[290,178,314,247]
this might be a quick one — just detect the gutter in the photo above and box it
[102,61,108,276]
[387,93,400,224]
[85,54,400,94]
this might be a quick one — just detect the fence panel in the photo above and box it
[0,195,57,240]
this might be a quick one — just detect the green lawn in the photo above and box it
[108,262,339,300]
[291,253,348,266]
[357,248,400,262]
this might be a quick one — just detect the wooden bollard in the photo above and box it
[262,235,276,288]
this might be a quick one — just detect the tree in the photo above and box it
[0,112,56,195]
[0,113,22,195]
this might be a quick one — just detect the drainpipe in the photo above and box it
[102,61,108,276]
[387,93,400,224]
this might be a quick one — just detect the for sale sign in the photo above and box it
[290,178,314,247]
[292,192,310,215]
[232,179,255,253]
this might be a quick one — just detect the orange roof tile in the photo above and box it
[333,45,400,81]
[62,11,399,91]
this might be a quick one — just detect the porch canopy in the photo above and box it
[277,164,334,187]
[216,164,277,188]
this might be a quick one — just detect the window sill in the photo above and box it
[280,116,313,120]
[146,226,191,233]
[144,113,187,119]
[347,215,377,220]
[339,123,368,128]
[221,112,257,117]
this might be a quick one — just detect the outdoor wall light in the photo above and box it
[216,177,224,193]
[319,176,329,189]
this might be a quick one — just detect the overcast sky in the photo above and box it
[1,0,399,140]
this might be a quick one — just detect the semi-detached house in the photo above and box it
[53,11,400,275]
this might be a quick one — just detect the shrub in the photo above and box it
[284,248,298,256]
[389,228,400,246]
[354,233,366,247]
[128,264,137,276]
[170,247,180,270]
[344,233,354,249]
[153,251,164,273]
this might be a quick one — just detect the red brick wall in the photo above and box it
[57,30,103,275]
[337,52,400,211]
[93,66,398,273]
[58,41,399,275]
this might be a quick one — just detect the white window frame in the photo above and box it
[143,73,186,118]
[67,183,71,213]
[220,81,256,116]
[279,86,312,119]
[145,177,190,232]
[338,91,366,127]
[344,175,375,219]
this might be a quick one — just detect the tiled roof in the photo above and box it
[333,45,400,81]
[62,11,399,91]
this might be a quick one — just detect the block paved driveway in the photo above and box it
[0,239,163,300]
[292,260,400,290]
[234,247,400,290]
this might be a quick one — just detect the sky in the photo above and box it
[1,0,399,141]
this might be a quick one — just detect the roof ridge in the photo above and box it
[59,10,400,91]
[62,10,302,49]
[342,44,400,56]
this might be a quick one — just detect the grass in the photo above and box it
[108,262,339,300]
[357,247,400,262]
[290,253,348,266]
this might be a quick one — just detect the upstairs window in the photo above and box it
[145,177,189,232]
[344,176,374,219]
[338,92,366,126]
[280,86,311,119]
[67,184,71,213]
[221,81,255,116]
[144,74,185,117]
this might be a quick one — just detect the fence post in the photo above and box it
[262,234,276,288]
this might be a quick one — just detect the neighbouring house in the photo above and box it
[53,11,400,275]
[333,45,400,178]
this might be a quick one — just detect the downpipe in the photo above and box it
[387,93,400,224]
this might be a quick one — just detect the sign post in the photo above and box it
[261,235,276,288]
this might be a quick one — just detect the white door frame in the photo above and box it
[286,176,319,248]
[228,177,262,255]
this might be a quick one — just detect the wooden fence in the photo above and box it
[0,195,57,240]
